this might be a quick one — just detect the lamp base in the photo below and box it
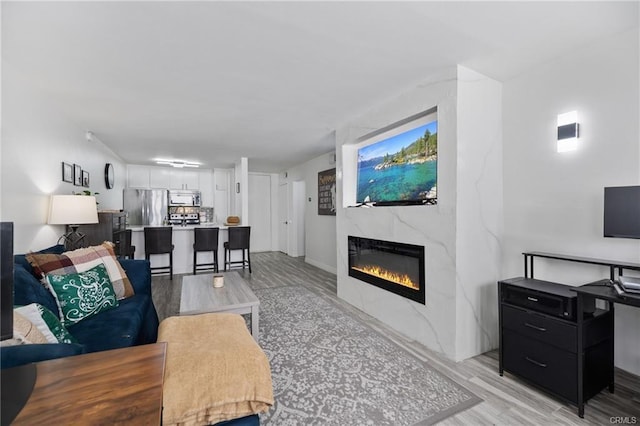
[58,225,87,251]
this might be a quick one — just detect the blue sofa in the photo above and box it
[1,245,159,369]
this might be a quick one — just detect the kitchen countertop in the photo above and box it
[128,223,238,231]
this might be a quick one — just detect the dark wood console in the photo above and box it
[498,277,614,417]
[74,211,128,255]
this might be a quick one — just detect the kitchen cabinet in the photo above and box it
[127,165,204,190]
[199,170,214,207]
[169,170,199,190]
[149,167,172,189]
[127,165,150,188]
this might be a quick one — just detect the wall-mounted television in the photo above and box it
[356,120,437,206]
[604,186,640,239]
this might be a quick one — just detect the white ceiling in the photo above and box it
[3,1,638,172]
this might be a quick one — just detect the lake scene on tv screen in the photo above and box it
[357,120,437,203]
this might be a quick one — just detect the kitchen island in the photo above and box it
[129,224,245,275]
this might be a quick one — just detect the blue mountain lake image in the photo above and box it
[357,160,437,202]
[356,121,437,203]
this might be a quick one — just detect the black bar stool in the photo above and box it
[144,227,174,279]
[193,227,219,274]
[117,229,135,259]
[224,226,251,273]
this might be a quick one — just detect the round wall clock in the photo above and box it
[104,163,115,189]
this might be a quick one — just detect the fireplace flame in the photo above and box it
[352,265,419,290]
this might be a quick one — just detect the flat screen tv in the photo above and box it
[604,186,640,239]
[1,222,14,341]
[356,120,437,205]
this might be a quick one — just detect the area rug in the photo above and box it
[255,286,481,425]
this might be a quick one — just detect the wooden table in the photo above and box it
[12,343,166,425]
[180,272,260,339]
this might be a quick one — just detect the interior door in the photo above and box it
[248,173,272,252]
[278,183,289,254]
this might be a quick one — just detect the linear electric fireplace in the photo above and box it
[348,236,425,304]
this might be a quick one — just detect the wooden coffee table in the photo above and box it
[10,343,166,425]
[180,272,260,339]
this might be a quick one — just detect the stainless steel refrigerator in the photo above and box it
[123,189,168,226]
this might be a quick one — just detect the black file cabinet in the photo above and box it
[499,277,614,415]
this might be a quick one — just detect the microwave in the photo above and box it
[169,190,201,207]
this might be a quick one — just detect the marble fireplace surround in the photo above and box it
[336,66,503,362]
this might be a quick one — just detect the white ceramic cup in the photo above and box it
[213,275,224,288]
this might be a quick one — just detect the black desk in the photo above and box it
[523,251,640,281]
[573,280,640,417]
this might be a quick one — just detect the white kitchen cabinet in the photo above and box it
[199,170,214,207]
[126,165,150,188]
[170,170,199,190]
[149,167,172,189]
[128,165,209,190]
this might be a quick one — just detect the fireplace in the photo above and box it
[348,236,425,304]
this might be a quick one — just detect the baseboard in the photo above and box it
[305,258,337,275]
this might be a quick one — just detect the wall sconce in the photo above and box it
[557,111,579,152]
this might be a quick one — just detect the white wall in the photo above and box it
[502,28,640,374]
[213,168,232,223]
[1,64,127,253]
[285,151,337,274]
[233,157,249,223]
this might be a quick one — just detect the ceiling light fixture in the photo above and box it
[155,159,200,168]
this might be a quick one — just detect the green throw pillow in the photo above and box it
[37,303,78,343]
[14,303,78,344]
[45,262,119,325]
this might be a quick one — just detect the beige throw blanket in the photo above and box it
[158,313,274,425]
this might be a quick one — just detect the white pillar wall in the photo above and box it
[336,66,503,361]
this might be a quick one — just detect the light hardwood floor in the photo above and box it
[151,251,640,425]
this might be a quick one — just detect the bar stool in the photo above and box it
[144,227,174,280]
[118,229,135,259]
[193,227,219,275]
[224,226,251,273]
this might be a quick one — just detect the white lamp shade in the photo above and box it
[48,195,99,225]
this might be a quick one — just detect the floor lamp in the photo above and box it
[48,195,99,251]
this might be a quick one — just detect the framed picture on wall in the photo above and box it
[318,168,336,216]
[62,162,73,183]
[73,164,82,186]
[82,170,90,188]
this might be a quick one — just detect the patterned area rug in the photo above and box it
[256,286,481,425]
